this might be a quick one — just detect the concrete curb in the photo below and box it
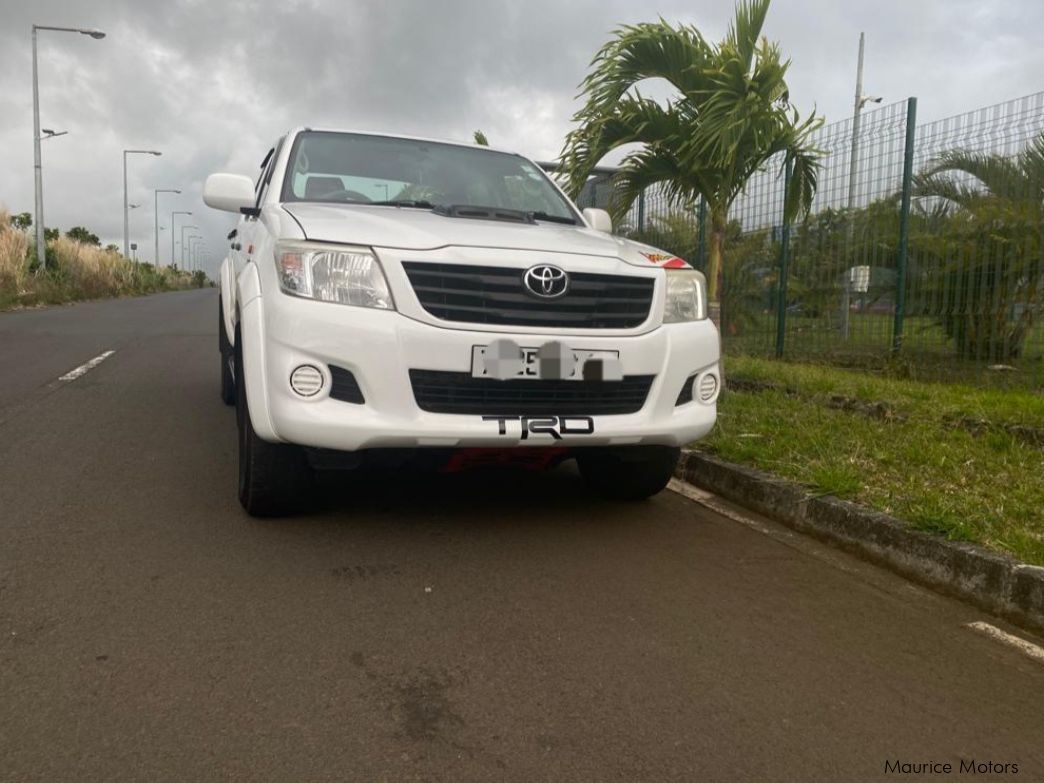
[675,450,1044,634]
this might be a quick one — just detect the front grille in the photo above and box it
[409,370,654,415]
[401,261,655,329]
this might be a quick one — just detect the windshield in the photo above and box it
[281,131,578,222]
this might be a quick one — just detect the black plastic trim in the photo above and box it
[328,365,365,404]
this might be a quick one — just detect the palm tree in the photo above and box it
[559,0,821,302]
[912,133,1044,361]
[914,133,1044,209]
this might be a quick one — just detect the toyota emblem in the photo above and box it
[523,265,569,298]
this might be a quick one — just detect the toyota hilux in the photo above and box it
[204,128,720,516]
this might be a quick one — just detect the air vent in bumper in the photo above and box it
[328,365,364,404]
[409,369,653,416]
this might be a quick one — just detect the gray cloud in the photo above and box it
[1,0,1042,275]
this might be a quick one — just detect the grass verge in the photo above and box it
[701,355,1044,566]
[0,208,203,310]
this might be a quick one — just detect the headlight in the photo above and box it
[275,241,395,310]
[663,268,708,322]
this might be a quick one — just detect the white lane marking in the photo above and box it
[671,480,1044,646]
[58,350,115,382]
[965,622,1044,665]
[667,478,909,582]
[668,478,780,537]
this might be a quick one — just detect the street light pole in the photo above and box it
[31,24,105,271]
[123,149,161,257]
[842,32,881,340]
[180,224,197,268]
[189,237,204,271]
[847,33,867,214]
[171,211,191,267]
[154,189,180,267]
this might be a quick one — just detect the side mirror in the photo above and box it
[582,208,612,233]
[203,173,256,214]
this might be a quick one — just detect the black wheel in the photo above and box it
[219,299,235,406]
[577,446,681,501]
[235,333,313,517]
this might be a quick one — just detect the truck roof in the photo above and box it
[286,126,529,159]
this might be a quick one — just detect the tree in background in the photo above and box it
[66,226,101,246]
[912,132,1044,360]
[473,130,489,146]
[11,213,32,231]
[559,0,821,302]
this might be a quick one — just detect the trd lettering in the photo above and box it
[482,415,596,439]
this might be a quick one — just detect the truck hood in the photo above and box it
[281,202,634,260]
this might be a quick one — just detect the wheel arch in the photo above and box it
[220,257,237,346]
[235,262,280,442]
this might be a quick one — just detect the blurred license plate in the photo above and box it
[471,346,618,380]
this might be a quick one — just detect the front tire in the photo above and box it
[235,333,313,517]
[577,446,680,501]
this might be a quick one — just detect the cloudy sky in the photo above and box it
[1,0,1042,276]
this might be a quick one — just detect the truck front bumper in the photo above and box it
[239,292,720,452]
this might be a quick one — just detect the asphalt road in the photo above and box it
[1,288,1042,782]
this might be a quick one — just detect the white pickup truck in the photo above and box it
[204,128,720,516]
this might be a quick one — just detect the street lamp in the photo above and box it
[188,236,204,271]
[171,211,191,266]
[190,236,204,271]
[154,189,180,266]
[32,24,106,270]
[40,128,69,141]
[123,149,161,257]
[846,33,882,214]
[842,32,883,340]
[180,224,197,269]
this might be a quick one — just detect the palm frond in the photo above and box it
[576,21,710,118]
[725,0,771,76]
[608,146,701,224]
[917,131,1044,207]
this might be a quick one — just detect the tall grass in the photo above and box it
[0,208,200,310]
[0,209,31,298]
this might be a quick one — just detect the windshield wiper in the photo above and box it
[432,204,535,224]
[528,211,577,225]
[369,199,434,208]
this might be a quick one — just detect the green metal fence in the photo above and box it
[579,91,1044,388]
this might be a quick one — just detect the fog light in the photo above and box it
[697,372,719,403]
[290,364,324,397]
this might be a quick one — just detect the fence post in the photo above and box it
[775,157,794,358]
[892,97,917,354]
[637,191,646,233]
[697,197,707,271]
